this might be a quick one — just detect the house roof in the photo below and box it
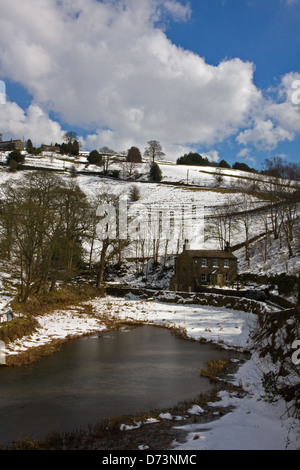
[182,249,237,259]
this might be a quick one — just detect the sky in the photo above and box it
[0,0,300,169]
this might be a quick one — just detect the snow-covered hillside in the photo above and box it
[0,153,299,450]
[1,151,299,278]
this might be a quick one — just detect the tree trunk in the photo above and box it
[97,239,110,288]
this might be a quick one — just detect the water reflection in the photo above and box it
[0,326,233,444]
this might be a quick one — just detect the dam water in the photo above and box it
[0,325,234,444]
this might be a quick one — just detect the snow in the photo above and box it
[187,405,205,415]
[174,394,295,450]
[3,307,106,356]
[86,296,299,450]
[2,293,299,450]
[0,155,299,449]
[173,357,299,450]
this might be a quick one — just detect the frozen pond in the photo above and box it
[0,325,234,444]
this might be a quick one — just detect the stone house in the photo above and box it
[40,144,60,153]
[0,139,24,152]
[170,240,238,292]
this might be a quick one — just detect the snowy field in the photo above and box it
[0,156,270,255]
[2,293,299,450]
[0,154,299,449]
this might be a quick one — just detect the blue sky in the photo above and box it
[0,0,299,169]
[167,0,300,88]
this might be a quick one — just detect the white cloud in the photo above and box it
[0,0,261,158]
[236,72,300,151]
[0,0,298,160]
[0,101,65,146]
[202,150,220,164]
[237,119,294,150]
[162,0,192,21]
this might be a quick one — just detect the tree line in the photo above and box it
[0,170,167,303]
[177,153,300,181]
[0,172,128,302]
[86,141,164,182]
[205,179,300,268]
[176,152,258,173]
[5,136,164,183]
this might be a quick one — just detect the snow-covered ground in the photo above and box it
[0,154,299,449]
[0,157,270,256]
[2,293,299,450]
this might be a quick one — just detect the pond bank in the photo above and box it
[1,294,298,450]
[0,344,245,450]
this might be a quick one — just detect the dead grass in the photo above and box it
[0,282,105,366]
[200,359,228,382]
[10,283,103,317]
[0,316,39,344]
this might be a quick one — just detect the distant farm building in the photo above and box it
[40,144,60,153]
[170,241,238,292]
[0,139,24,152]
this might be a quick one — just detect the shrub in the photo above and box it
[149,162,162,182]
[261,371,279,403]
[270,273,297,296]
[127,146,142,163]
[87,150,102,166]
[129,185,140,202]
[6,150,25,166]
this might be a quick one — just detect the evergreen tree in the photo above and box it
[71,139,79,156]
[149,162,162,182]
[177,152,210,166]
[26,139,33,152]
[6,150,25,167]
[219,159,231,169]
[232,161,257,173]
[129,184,141,201]
[88,150,103,165]
[127,146,142,163]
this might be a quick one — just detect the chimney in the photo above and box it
[224,241,231,252]
[184,239,190,251]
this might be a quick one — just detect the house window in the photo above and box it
[213,259,218,267]
[224,259,229,268]
[201,258,207,267]
[225,273,229,282]
[201,273,207,282]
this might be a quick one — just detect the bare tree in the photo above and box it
[0,173,89,301]
[278,185,298,257]
[144,140,165,163]
[99,147,115,175]
[236,193,254,266]
[205,196,240,249]
[213,168,224,188]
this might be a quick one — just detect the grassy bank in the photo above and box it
[10,282,104,317]
[1,281,105,366]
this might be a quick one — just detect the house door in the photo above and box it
[217,274,224,286]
